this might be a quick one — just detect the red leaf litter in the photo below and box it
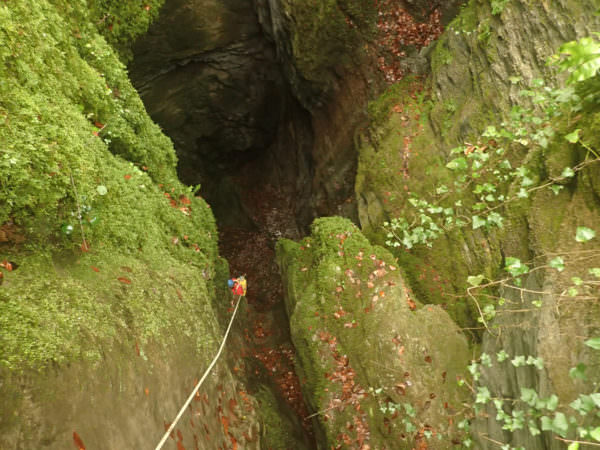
[373,2,443,82]
[218,177,315,438]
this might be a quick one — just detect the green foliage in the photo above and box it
[575,226,596,242]
[551,33,600,84]
[490,0,509,16]
[383,70,599,251]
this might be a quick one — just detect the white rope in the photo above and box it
[154,295,243,450]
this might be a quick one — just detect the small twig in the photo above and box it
[467,286,494,335]
[555,436,600,447]
[477,432,509,448]
[304,403,344,421]
[69,171,88,251]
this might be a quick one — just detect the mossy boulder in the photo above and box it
[277,217,470,448]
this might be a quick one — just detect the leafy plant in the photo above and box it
[491,0,509,16]
[551,32,600,84]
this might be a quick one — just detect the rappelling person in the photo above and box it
[228,275,247,296]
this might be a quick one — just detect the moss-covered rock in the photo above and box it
[277,217,470,448]
[354,0,600,447]
[265,0,377,109]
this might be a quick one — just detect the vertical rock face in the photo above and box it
[130,0,285,184]
[130,0,383,230]
[354,0,600,448]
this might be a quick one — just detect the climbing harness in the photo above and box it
[154,294,244,450]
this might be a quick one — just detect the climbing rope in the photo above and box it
[154,295,243,450]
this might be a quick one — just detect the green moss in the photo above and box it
[0,0,220,373]
[430,35,453,71]
[255,387,311,449]
[447,0,479,33]
[284,0,376,86]
[277,217,470,448]
[87,0,166,62]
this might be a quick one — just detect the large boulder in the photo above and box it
[277,217,470,448]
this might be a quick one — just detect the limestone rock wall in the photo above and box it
[354,0,600,447]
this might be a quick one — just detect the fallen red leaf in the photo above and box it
[73,431,86,450]
[221,416,229,435]
[117,277,131,284]
[124,174,131,180]
[91,266,100,272]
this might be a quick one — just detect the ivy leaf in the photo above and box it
[521,176,534,187]
[550,184,563,195]
[487,212,504,227]
[467,275,484,286]
[472,215,486,229]
[496,350,509,362]
[483,126,499,137]
[561,167,575,178]
[575,226,596,242]
[590,427,600,442]
[549,256,565,272]
[569,363,587,380]
[551,412,569,437]
[520,387,538,406]
[505,257,529,277]
[584,337,600,350]
[511,355,526,367]
[96,185,108,195]
[446,157,468,171]
[568,442,579,450]
[545,395,559,411]
[475,386,491,404]
[589,268,600,277]
[564,129,581,143]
